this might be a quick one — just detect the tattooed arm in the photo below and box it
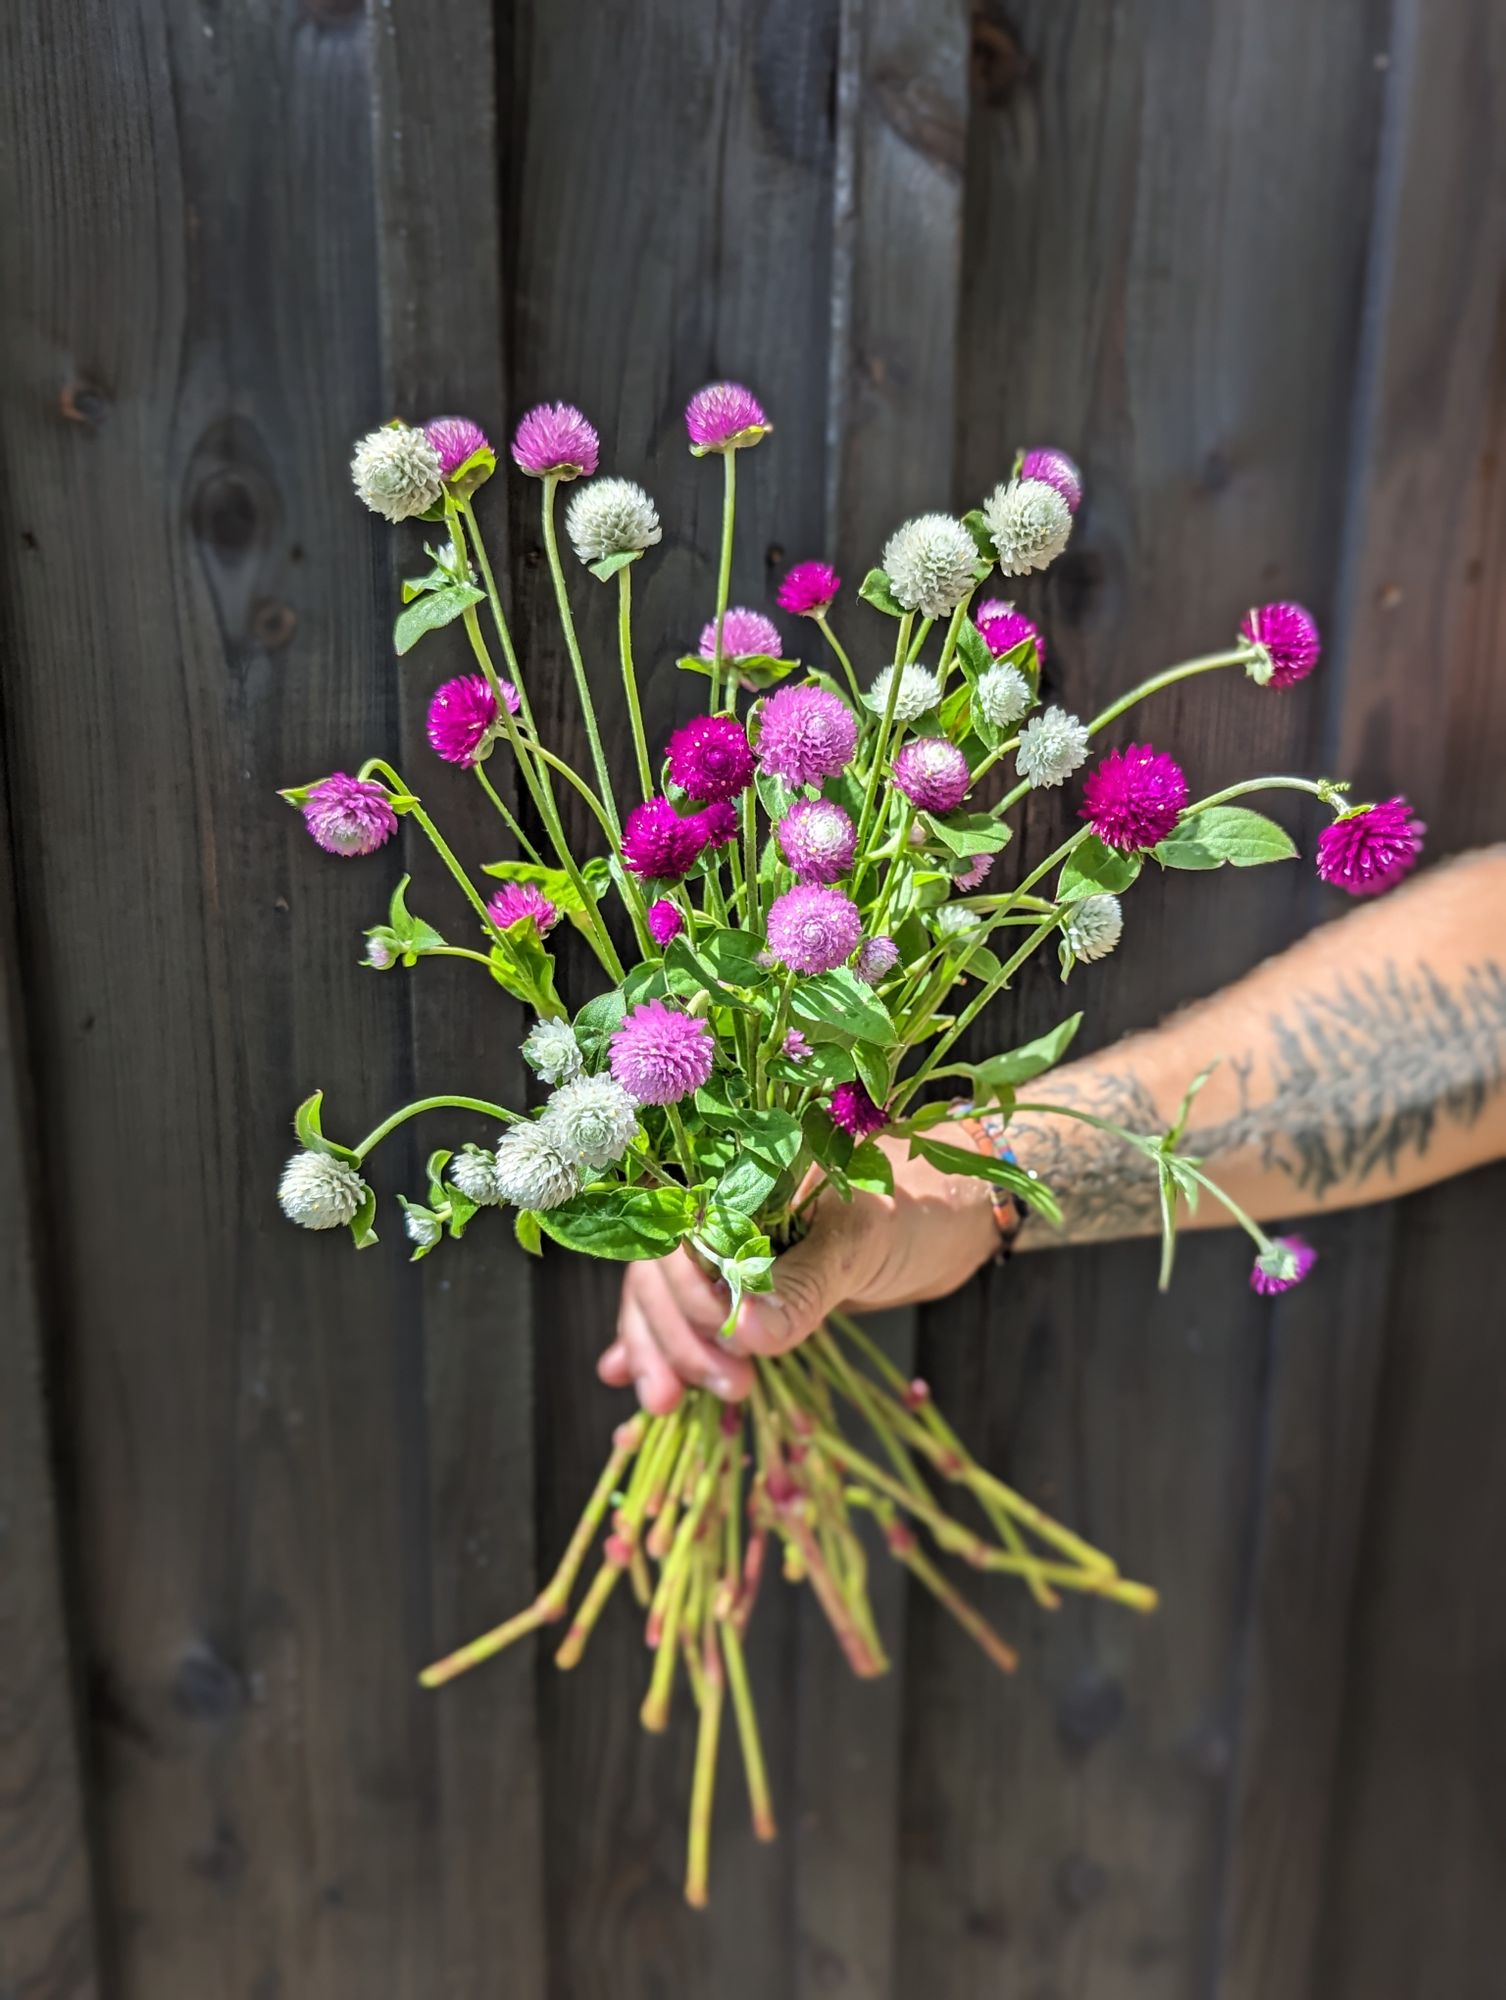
[1003,845,1506,1248]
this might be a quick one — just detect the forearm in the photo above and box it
[996,846,1506,1249]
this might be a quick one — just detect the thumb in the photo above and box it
[730,1198,879,1357]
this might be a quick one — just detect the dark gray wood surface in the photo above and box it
[1,2,1502,1995]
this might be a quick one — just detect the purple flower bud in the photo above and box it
[609,998,715,1104]
[647,898,684,948]
[1019,446,1083,515]
[1240,602,1322,688]
[777,799,857,885]
[693,801,739,849]
[426,673,520,767]
[685,382,770,453]
[487,882,560,936]
[777,561,841,617]
[1079,744,1189,852]
[510,402,599,480]
[782,1029,811,1063]
[300,774,398,857]
[855,935,900,985]
[1250,1235,1317,1295]
[621,798,708,882]
[765,886,863,976]
[893,737,972,814]
[1315,798,1424,896]
[830,1081,888,1138]
[665,714,755,803]
[755,684,858,788]
[975,604,1045,665]
[699,608,783,663]
[424,416,492,476]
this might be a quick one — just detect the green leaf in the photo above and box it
[927,811,1013,859]
[772,1040,854,1088]
[587,548,642,582]
[535,1186,698,1260]
[694,1094,804,1172]
[487,915,564,1017]
[789,969,893,1048]
[679,652,799,690]
[1058,835,1142,900]
[515,1209,543,1256]
[960,509,997,567]
[573,989,628,1063]
[401,560,456,604]
[348,1184,379,1251]
[292,1090,361,1166]
[845,1139,894,1196]
[852,1039,891,1107]
[955,618,994,679]
[907,1133,1062,1227]
[968,1013,1082,1091]
[392,582,485,656]
[713,1152,781,1213]
[858,568,905,617]
[691,1206,776,1326]
[664,928,764,1011]
[1154,806,1298,872]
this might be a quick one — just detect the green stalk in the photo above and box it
[813,613,861,704]
[708,450,737,715]
[1087,647,1258,736]
[473,764,545,867]
[617,565,654,802]
[855,610,914,860]
[354,1094,519,1162]
[541,474,622,837]
[894,910,1067,1114]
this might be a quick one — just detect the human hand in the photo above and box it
[599,1134,1002,1412]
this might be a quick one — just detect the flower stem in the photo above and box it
[616,565,655,803]
[352,1094,518,1163]
[457,495,529,712]
[684,1638,725,1907]
[709,451,737,716]
[718,1616,775,1840]
[855,611,914,860]
[473,764,546,867]
[1087,647,1257,736]
[813,613,861,704]
[1184,775,1340,815]
[541,474,622,839]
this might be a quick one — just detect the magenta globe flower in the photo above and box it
[487,882,560,937]
[699,607,783,663]
[1315,797,1424,896]
[693,801,739,849]
[756,684,859,788]
[665,714,754,802]
[647,898,684,948]
[1240,601,1322,688]
[610,999,715,1104]
[426,673,520,767]
[777,560,841,617]
[1250,1235,1318,1295]
[685,382,770,454]
[777,799,856,885]
[621,797,707,881]
[765,886,862,975]
[975,605,1045,665]
[1019,446,1083,515]
[855,935,900,986]
[1080,744,1189,852]
[893,737,971,814]
[511,402,599,480]
[830,1081,888,1139]
[424,416,491,476]
[298,774,398,857]
[954,853,994,893]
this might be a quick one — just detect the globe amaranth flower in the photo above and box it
[1064,892,1123,964]
[564,477,661,565]
[830,1081,888,1139]
[975,604,1045,666]
[1015,706,1090,790]
[521,1017,583,1085]
[782,1029,811,1063]
[404,1207,443,1250]
[855,935,900,985]
[350,423,444,522]
[448,1145,502,1207]
[666,713,754,802]
[491,1121,581,1209]
[540,1075,640,1170]
[933,904,981,942]
[609,999,715,1104]
[1080,744,1189,851]
[278,1150,369,1230]
[1250,1235,1317,1295]
[424,416,491,477]
[976,662,1034,729]
[299,774,399,857]
[621,797,707,880]
[488,882,561,936]
[1240,601,1321,688]
[685,382,770,454]
[864,661,942,723]
[983,477,1073,576]
[777,561,841,617]
[647,898,684,948]
[765,886,863,975]
[699,607,783,663]
[882,515,980,617]
[1315,797,1424,896]
[426,673,520,767]
[1019,446,1083,515]
[693,800,738,849]
[756,684,858,787]
[893,737,971,814]
[511,402,599,480]
[777,799,856,885]
[953,853,994,893]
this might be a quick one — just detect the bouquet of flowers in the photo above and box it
[278,384,1415,1904]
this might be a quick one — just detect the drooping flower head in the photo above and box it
[540,1075,640,1170]
[424,416,491,477]
[882,515,980,617]
[830,1081,888,1139]
[975,605,1045,665]
[666,714,754,802]
[777,799,857,884]
[934,904,981,941]
[1315,798,1425,896]
[647,898,684,948]
[685,382,770,454]
[564,477,662,564]
[893,737,971,814]
[298,774,399,857]
[855,935,900,986]
[699,607,783,663]
[521,1017,583,1085]
[510,402,599,480]
[983,477,1073,576]
[1250,1235,1318,1296]
[621,797,707,881]
[1080,744,1189,852]
[756,684,858,787]
[278,1150,368,1229]
[1015,707,1090,790]
[693,801,739,849]
[1019,446,1083,515]
[426,673,520,767]
[491,1121,581,1209]
[350,423,444,522]
[1240,601,1322,688]
[488,882,561,937]
[864,662,942,723]
[777,561,841,617]
[953,853,994,893]
[1064,893,1123,964]
[976,662,1034,729]
[404,1208,442,1251]
[765,886,863,975]
[782,1029,811,1063]
[609,999,715,1104]
[448,1145,502,1207]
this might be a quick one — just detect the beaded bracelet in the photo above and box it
[951,1112,1041,1260]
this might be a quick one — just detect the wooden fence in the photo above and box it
[2,2,1504,1995]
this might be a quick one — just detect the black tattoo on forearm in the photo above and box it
[1003,958,1506,1244]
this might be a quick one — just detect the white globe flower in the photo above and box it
[864,662,942,724]
[982,477,1072,576]
[933,904,982,939]
[882,514,980,616]
[976,662,1034,729]
[404,1208,442,1250]
[1064,893,1123,964]
[448,1146,502,1207]
[1015,706,1089,789]
[350,424,444,523]
[564,477,662,564]
[522,1017,584,1086]
[490,1122,581,1210]
[278,1151,367,1230]
[539,1075,640,1170]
